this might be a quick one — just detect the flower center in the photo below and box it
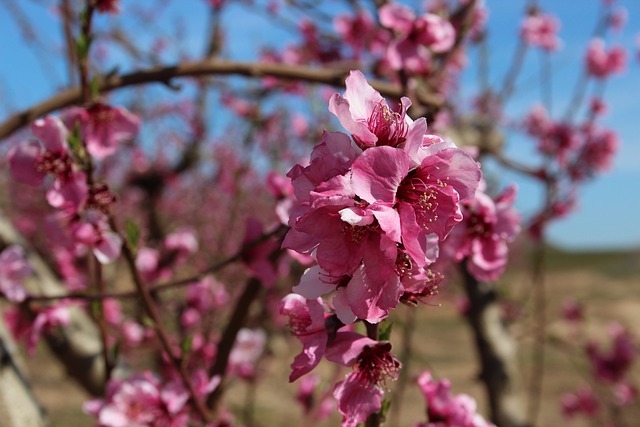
[36,151,74,180]
[355,343,400,388]
[365,101,408,148]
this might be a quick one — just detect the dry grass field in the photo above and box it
[25,246,640,427]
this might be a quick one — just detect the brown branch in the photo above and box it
[113,218,212,423]
[22,224,286,303]
[206,277,263,412]
[460,264,530,427]
[60,0,78,85]
[0,60,442,141]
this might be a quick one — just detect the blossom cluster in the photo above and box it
[8,104,140,265]
[279,70,483,425]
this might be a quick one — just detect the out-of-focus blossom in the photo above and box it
[228,328,266,379]
[63,103,140,160]
[379,3,455,73]
[444,183,521,282]
[521,13,561,51]
[415,371,495,427]
[5,302,71,354]
[0,245,31,302]
[585,38,626,79]
[561,298,583,322]
[586,323,636,383]
[561,387,600,419]
[95,0,120,14]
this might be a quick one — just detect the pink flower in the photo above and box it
[62,102,140,159]
[561,298,583,322]
[326,337,400,427]
[242,218,280,287]
[280,294,329,381]
[444,184,521,282]
[228,328,267,379]
[570,127,618,180]
[5,302,71,354]
[416,371,495,427]
[329,70,427,151]
[585,38,627,79]
[286,71,480,323]
[71,210,122,264]
[8,116,88,213]
[520,13,561,51]
[95,0,120,14]
[0,245,31,302]
[83,372,192,427]
[380,4,456,72]
[561,387,600,419]
[613,382,637,406]
[586,323,636,383]
[334,11,388,58]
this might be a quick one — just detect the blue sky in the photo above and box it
[0,0,638,250]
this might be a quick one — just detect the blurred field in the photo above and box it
[26,246,640,426]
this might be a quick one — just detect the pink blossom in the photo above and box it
[586,323,636,383]
[8,116,70,186]
[609,8,627,32]
[570,127,618,180]
[228,328,266,379]
[186,276,229,313]
[62,103,140,160]
[613,382,637,406]
[380,4,455,73]
[561,298,583,322]
[538,122,580,165]
[329,70,426,151]
[380,4,455,63]
[334,11,388,58]
[416,371,494,427]
[585,38,627,79]
[280,293,329,381]
[71,210,122,264]
[95,0,120,14]
[102,298,123,325]
[444,184,520,282]
[8,116,88,213]
[520,13,561,51]
[296,373,320,414]
[242,218,280,286]
[561,387,600,419]
[326,338,400,427]
[286,71,480,323]
[0,245,31,302]
[83,372,193,427]
[5,303,71,354]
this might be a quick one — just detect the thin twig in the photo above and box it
[115,217,213,423]
[21,224,287,303]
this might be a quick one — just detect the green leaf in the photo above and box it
[75,34,93,59]
[125,220,140,254]
[379,320,393,342]
[180,336,193,356]
[90,299,102,317]
[67,123,85,160]
[89,76,101,100]
[379,398,392,418]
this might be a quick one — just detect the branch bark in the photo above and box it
[0,60,442,141]
[461,265,530,427]
[0,210,107,396]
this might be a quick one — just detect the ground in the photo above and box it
[23,246,640,426]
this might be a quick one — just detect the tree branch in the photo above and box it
[0,60,442,141]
